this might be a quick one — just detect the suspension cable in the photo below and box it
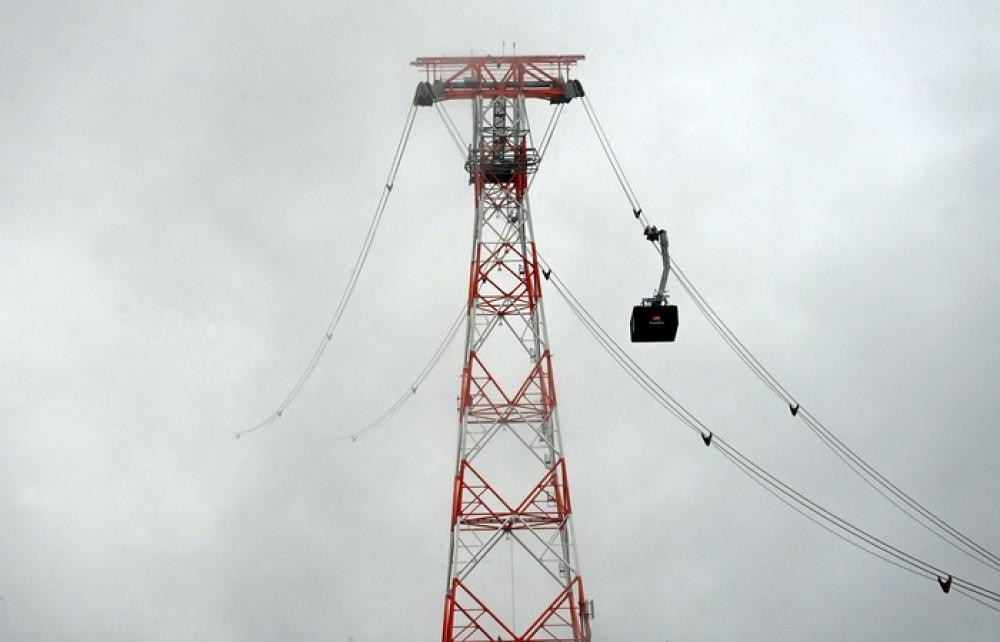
[237,104,420,438]
[717,444,930,582]
[347,99,560,447]
[577,88,1000,575]
[242,301,462,443]
[345,304,465,442]
[537,103,565,161]
[670,255,1000,573]
[800,404,1000,573]
[579,96,648,226]
[539,258,1000,611]
[434,102,468,159]
[525,103,566,192]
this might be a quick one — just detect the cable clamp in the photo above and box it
[701,432,713,447]
[542,268,552,280]
[632,207,642,219]
[938,575,952,594]
[789,403,800,417]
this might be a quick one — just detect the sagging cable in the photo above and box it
[344,304,465,442]
[540,258,1000,612]
[237,103,420,438]
[434,102,468,160]
[578,80,1000,577]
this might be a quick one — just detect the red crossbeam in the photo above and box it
[412,55,584,101]
[452,458,573,530]
[442,577,590,642]
[469,241,541,315]
[460,350,556,420]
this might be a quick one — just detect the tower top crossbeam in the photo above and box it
[411,54,586,102]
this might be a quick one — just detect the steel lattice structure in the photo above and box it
[412,55,592,642]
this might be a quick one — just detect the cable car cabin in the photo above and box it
[630,303,678,342]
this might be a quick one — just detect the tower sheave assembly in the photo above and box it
[411,55,592,642]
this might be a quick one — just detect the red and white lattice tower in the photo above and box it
[412,55,592,642]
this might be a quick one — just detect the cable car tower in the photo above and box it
[412,55,592,641]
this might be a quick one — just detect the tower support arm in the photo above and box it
[412,55,585,103]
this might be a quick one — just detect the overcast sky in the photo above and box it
[2,1,999,641]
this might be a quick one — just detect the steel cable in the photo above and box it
[524,103,565,192]
[541,259,1000,611]
[580,96,648,227]
[537,103,565,161]
[346,304,465,441]
[237,104,419,438]
[577,87,1000,576]
[672,256,1000,572]
[717,445,932,582]
[435,102,468,159]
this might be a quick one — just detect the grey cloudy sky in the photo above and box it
[2,1,999,640]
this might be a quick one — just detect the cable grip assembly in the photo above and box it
[630,225,678,343]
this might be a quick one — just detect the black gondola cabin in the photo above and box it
[630,303,678,342]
